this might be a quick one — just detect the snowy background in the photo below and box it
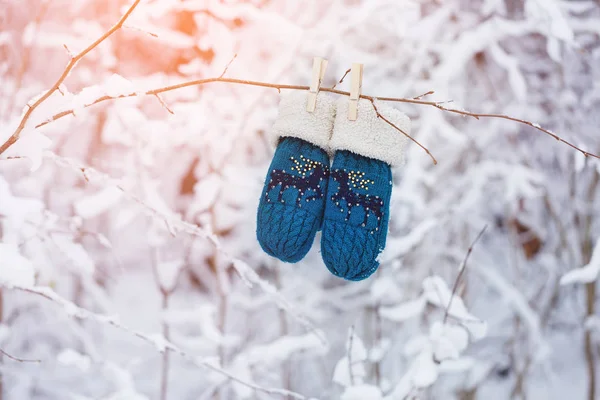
[1,0,600,399]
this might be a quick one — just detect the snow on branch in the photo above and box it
[45,152,326,345]
[0,348,41,363]
[380,228,489,398]
[560,238,600,285]
[6,284,309,400]
[0,0,597,165]
[17,76,598,166]
[444,225,487,324]
[472,264,549,361]
[0,0,142,155]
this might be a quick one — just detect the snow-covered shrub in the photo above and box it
[0,0,599,399]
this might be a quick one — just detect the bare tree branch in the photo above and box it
[0,348,41,363]
[16,76,596,165]
[1,0,597,168]
[154,94,174,115]
[0,0,142,155]
[370,99,438,165]
[331,68,351,90]
[347,325,355,386]
[45,152,327,345]
[8,284,308,400]
[444,225,488,324]
[413,90,434,100]
[219,53,238,79]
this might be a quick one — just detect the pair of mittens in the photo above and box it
[257,91,409,280]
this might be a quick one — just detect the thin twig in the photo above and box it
[0,0,141,155]
[0,348,41,363]
[123,24,158,38]
[154,94,174,114]
[10,284,308,400]
[331,68,351,90]
[413,90,434,100]
[151,247,178,400]
[0,0,594,163]
[1,0,596,166]
[0,156,25,161]
[370,100,438,165]
[347,325,355,386]
[62,44,74,58]
[21,76,597,164]
[376,95,600,159]
[219,53,238,79]
[443,225,488,324]
[45,152,327,345]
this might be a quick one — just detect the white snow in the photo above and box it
[2,130,52,171]
[341,384,383,400]
[430,322,469,362]
[0,243,36,287]
[0,1,597,399]
[0,324,10,343]
[145,333,171,353]
[560,239,600,285]
[379,295,426,322]
[74,186,124,219]
[51,234,96,275]
[57,349,92,372]
[410,351,439,388]
[189,173,222,215]
[333,330,368,387]
[245,333,324,366]
[102,74,137,98]
[155,259,184,289]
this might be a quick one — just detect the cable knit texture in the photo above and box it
[257,137,330,262]
[329,97,410,166]
[321,99,409,280]
[257,90,335,263]
[321,151,392,280]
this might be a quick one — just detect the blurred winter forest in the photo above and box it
[1,0,600,399]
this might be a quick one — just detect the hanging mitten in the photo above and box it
[257,90,336,262]
[321,98,410,280]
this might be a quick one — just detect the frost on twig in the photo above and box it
[0,0,143,156]
[444,225,487,324]
[378,227,490,398]
[560,239,600,285]
[45,152,326,344]
[333,328,383,399]
[19,74,598,165]
[379,275,487,399]
[0,348,41,363]
[4,283,309,400]
[3,49,598,166]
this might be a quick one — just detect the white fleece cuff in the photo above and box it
[270,90,336,150]
[329,97,410,166]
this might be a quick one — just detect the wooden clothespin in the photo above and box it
[306,57,328,112]
[348,63,363,121]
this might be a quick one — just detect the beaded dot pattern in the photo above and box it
[321,149,393,281]
[265,155,329,207]
[257,137,330,263]
[330,168,384,231]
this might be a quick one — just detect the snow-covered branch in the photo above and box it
[18,76,598,165]
[6,284,309,400]
[44,151,326,344]
[0,0,142,155]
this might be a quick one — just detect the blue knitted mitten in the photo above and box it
[257,91,336,263]
[321,98,410,280]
